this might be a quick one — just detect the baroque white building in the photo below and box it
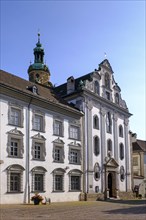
[55,59,132,199]
[0,35,83,204]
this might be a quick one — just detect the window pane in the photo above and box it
[34,174,43,191]
[70,126,79,140]
[34,144,41,159]
[10,108,20,126]
[10,139,18,156]
[34,115,42,131]
[54,148,60,161]
[71,176,80,190]
[55,175,63,191]
[10,173,20,192]
[70,150,78,164]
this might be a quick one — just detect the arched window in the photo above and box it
[119,143,124,160]
[52,168,66,191]
[94,81,100,95]
[119,125,123,137]
[94,136,100,156]
[107,139,112,156]
[7,164,25,193]
[31,166,47,192]
[94,163,100,181]
[93,115,99,129]
[105,73,110,89]
[120,166,125,182]
[106,112,112,133]
[68,169,82,191]
[115,93,119,104]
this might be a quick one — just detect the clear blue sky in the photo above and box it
[1,0,145,140]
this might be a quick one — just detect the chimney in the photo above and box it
[67,76,75,94]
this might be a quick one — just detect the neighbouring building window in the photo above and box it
[7,164,25,193]
[106,91,110,100]
[94,136,100,156]
[115,93,119,104]
[53,119,64,137]
[119,125,123,137]
[106,112,112,133]
[52,168,65,192]
[69,169,82,191]
[7,128,24,158]
[69,125,80,140]
[119,143,124,160]
[93,115,99,129]
[31,133,46,161]
[120,166,125,182]
[94,163,100,181]
[133,157,138,166]
[31,166,47,192]
[94,81,100,95]
[32,111,45,132]
[8,104,23,127]
[105,73,110,89]
[53,138,65,163]
[107,139,112,157]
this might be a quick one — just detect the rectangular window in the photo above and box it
[69,125,79,140]
[55,175,63,191]
[106,91,110,100]
[34,174,43,191]
[10,173,20,192]
[34,144,41,159]
[53,146,64,163]
[33,115,43,131]
[10,108,21,126]
[10,139,18,157]
[70,150,78,164]
[54,148,60,161]
[71,176,80,190]
[133,157,138,166]
[53,120,63,136]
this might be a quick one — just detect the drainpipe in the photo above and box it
[27,98,32,203]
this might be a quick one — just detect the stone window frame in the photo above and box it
[7,164,25,193]
[52,168,65,192]
[32,110,45,133]
[93,136,100,156]
[68,169,82,192]
[94,163,100,181]
[52,138,65,163]
[8,103,23,127]
[119,125,123,137]
[31,133,46,161]
[68,142,81,165]
[93,115,99,130]
[119,143,124,160]
[120,166,125,182]
[107,139,112,157]
[53,118,64,137]
[7,128,24,158]
[31,166,47,193]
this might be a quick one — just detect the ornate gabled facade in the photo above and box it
[0,35,83,204]
[55,59,132,199]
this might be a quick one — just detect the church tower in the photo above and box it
[28,33,52,87]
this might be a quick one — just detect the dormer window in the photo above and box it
[105,73,110,89]
[32,86,38,94]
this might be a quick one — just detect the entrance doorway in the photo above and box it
[108,173,113,197]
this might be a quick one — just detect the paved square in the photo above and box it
[0,199,146,220]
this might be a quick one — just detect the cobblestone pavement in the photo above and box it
[0,199,146,220]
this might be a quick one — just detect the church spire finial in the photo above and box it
[38,30,40,43]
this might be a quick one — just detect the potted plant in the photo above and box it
[31,193,43,205]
